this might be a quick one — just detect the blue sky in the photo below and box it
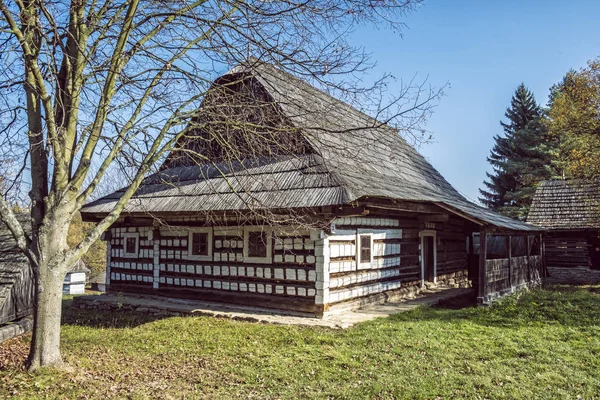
[351,0,600,203]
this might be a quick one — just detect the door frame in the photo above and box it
[419,230,437,286]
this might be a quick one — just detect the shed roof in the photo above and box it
[82,60,538,232]
[527,178,600,230]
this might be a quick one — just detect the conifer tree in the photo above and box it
[479,84,555,219]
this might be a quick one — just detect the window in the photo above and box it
[248,231,267,258]
[123,232,139,258]
[187,228,213,261]
[357,234,373,265]
[243,227,272,263]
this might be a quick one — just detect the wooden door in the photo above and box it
[590,236,600,270]
[423,236,435,282]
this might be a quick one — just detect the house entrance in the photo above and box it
[590,235,600,269]
[420,231,436,285]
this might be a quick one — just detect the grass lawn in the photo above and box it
[1,285,599,399]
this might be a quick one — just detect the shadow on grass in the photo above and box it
[387,285,600,329]
[60,285,600,331]
[61,298,178,329]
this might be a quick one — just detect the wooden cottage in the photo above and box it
[81,60,544,314]
[0,216,35,328]
[528,179,600,270]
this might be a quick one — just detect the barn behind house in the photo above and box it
[81,60,545,315]
[528,179,600,283]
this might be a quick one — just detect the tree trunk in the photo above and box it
[27,268,66,370]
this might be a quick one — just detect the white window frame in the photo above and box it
[356,232,374,267]
[419,230,437,286]
[243,227,272,264]
[187,227,213,261]
[122,232,139,258]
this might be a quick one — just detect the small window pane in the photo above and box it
[125,237,137,254]
[359,235,371,263]
[191,232,209,256]
[248,231,267,258]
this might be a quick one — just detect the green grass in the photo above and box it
[1,286,599,399]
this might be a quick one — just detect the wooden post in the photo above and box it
[507,235,512,291]
[477,230,487,303]
[105,230,112,290]
[540,233,547,278]
[152,227,161,290]
[468,232,475,279]
[526,235,531,282]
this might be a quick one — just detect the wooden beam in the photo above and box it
[478,230,487,303]
[434,203,484,226]
[361,199,442,214]
[331,206,370,218]
[419,214,450,223]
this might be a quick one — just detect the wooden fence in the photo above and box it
[474,232,545,304]
[484,255,543,300]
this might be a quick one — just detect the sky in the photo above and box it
[351,0,600,203]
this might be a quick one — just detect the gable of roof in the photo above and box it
[82,60,538,231]
[527,178,600,230]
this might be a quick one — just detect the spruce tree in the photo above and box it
[479,84,554,219]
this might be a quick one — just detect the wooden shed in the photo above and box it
[81,60,544,313]
[528,179,600,270]
[0,216,35,327]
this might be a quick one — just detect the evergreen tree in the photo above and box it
[479,84,555,219]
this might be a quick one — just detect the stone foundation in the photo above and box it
[545,266,600,285]
[326,274,472,315]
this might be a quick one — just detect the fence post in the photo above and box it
[507,235,512,291]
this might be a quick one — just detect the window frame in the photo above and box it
[187,227,213,261]
[243,227,272,264]
[356,232,373,266]
[122,232,140,258]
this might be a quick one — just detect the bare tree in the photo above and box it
[0,0,439,370]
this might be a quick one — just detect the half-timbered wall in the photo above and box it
[107,225,320,312]
[104,214,472,314]
[324,217,407,304]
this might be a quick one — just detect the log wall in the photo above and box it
[544,237,590,268]
[434,215,469,283]
[107,225,320,313]
[104,213,472,314]
[325,217,407,304]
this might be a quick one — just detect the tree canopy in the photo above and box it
[0,0,437,370]
[546,59,600,179]
[481,56,600,218]
[479,84,554,219]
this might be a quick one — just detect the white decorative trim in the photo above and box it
[243,226,272,264]
[186,227,213,261]
[122,232,139,258]
[419,230,437,286]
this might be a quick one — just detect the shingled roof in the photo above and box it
[527,179,600,230]
[81,60,537,232]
